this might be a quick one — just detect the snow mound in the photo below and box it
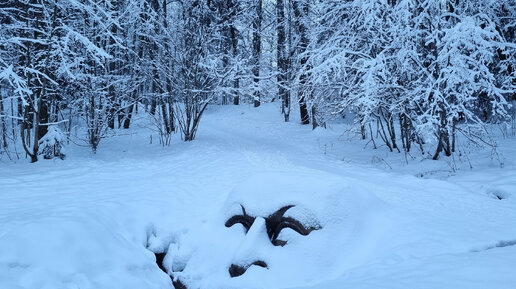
[162,171,396,289]
[0,212,170,289]
[486,188,511,200]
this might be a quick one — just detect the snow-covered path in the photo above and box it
[1,104,515,289]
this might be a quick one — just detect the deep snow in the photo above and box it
[1,103,515,289]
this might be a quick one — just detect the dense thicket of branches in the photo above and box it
[308,0,515,159]
[1,0,514,162]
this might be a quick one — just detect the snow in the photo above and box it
[160,171,396,289]
[38,126,66,159]
[1,103,516,289]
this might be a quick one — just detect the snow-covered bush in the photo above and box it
[38,126,66,160]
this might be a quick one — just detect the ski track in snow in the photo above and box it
[1,103,515,289]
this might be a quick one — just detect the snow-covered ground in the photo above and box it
[1,103,515,289]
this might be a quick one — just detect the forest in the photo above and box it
[0,0,515,162]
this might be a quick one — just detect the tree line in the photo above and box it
[1,0,515,162]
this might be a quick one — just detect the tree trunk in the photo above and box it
[161,98,172,134]
[277,0,289,121]
[38,100,48,140]
[293,0,310,125]
[399,113,412,152]
[432,109,451,160]
[0,90,8,149]
[107,0,119,130]
[252,0,262,107]
[230,3,240,106]
[311,106,318,129]
[123,103,134,129]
